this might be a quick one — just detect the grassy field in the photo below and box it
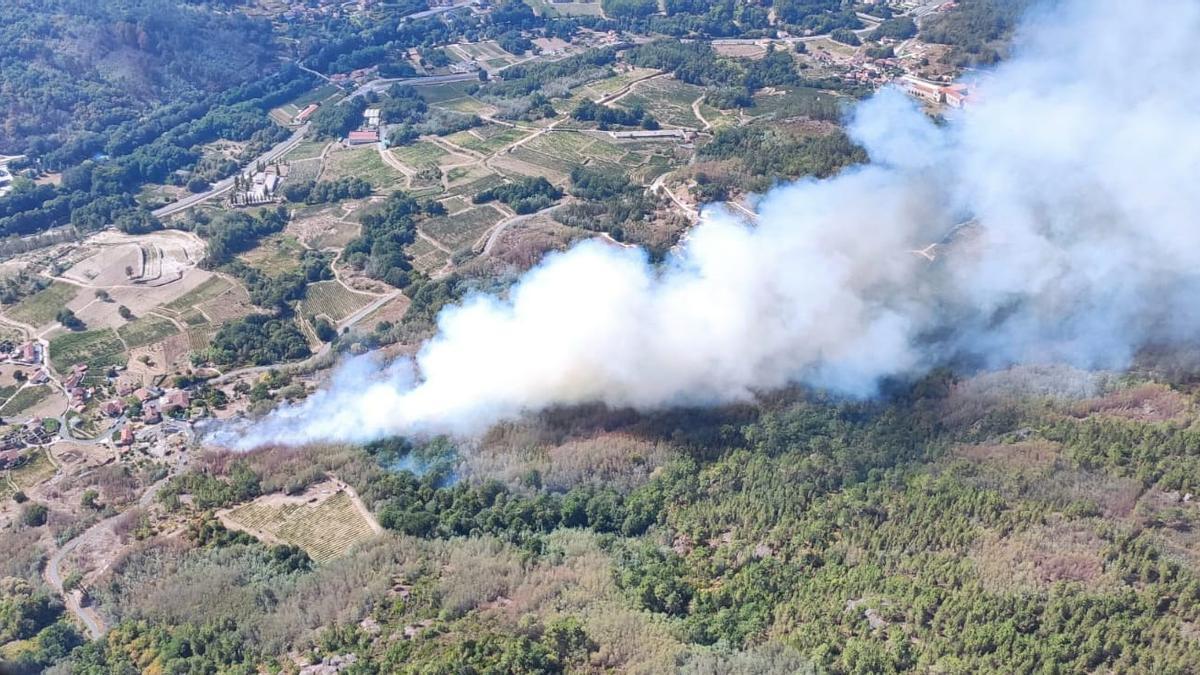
[224,489,376,563]
[444,126,532,155]
[238,234,306,276]
[616,78,707,129]
[524,0,604,16]
[0,386,55,418]
[302,282,375,322]
[419,81,479,104]
[8,448,56,489]
[6,283,79,327]
[443,172,507,200]
[163,276,233,313]
[283,139,330,162]
[748,86,835,119]
[323,146,404,192]
[389,142,450,168]
[422,205,505,250]
[117,315,180,349]
[49,329,127,373]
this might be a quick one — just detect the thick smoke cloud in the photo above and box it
[232,0,1200,447]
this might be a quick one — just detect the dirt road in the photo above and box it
[44,475,171,639]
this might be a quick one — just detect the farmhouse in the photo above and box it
[163,389,190,413]
[347,130,380,145]
[294,103,320,124]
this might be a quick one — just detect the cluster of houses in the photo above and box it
[0,419,54,453]
[900,74,973,108]
[231,165,287,206]
[0,340,43,366]
[346,107,383,146]
[330,66,379,88]
[110,383,191,446]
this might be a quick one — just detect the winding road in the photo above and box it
[152,124,311,219]
[44,475,172,639]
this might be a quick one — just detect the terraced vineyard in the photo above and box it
[224,489,376,563]
[49,329,127,373]
[302,282,376,322]
[163,276,233,313]
[422,205,504,250]
[8,282,79,326]
[117,315,180,349]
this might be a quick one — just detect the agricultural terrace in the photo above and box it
[220,480,380,563]
[301,281,377,323]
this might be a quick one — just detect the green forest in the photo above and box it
[7,367,1200,673]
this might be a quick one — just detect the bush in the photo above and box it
[21,503,48,527]
[830,28,861,46]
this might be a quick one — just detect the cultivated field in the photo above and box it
[616,78,707,129]
[444,126,532,155]
[49,329,127,373]
[322,146,405,192]
[7,282,78,327]
[0,386,56,418]
[238,234,306,276]
[422,205,505,251]
[220,481,379,563]
[406,237,452,275]
[117,315,180,350]
[302,282,376,322]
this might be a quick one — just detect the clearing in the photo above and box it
[219,479,381,563]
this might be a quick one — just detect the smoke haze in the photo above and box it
[232,0,1200,447]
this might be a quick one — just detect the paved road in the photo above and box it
[343,72,478,102]
[400,0,472,22]
[152,124,310,219]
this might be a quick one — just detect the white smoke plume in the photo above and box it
[232,0,1200,447]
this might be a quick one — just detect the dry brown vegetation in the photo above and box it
[463,431,674,492]
[954,439,1061,470]
[1070,382,1192,423]
[971,518,1111,592]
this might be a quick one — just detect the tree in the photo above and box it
[55,308,84,331]
[94,289,110,301]
[21,503,48,527]
[118,305,134,320]
[81,489,100,510]
[831,28,862,46]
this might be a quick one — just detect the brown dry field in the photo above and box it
[0,363,37,383]
[487,215,581,271]
[355,295,411,333]
[286,207,361,249]
[61,244,143,287]
[713,43,767,59]
[953,439,1062,471]
[490,155,571,185]
[22,387,67,419]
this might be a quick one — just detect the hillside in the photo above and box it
[0,0,277,159]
